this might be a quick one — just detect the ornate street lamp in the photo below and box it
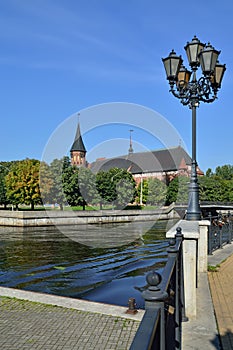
[162,36,226,220]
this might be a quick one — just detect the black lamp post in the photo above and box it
[162,36,226,220]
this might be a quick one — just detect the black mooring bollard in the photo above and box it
[126,297,138,314]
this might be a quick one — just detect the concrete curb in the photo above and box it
[0,207,178,226]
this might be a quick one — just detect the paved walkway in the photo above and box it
[0,288,143,350]
[182,272,220,350]
[209,248,233,350]
[182,243,233,350]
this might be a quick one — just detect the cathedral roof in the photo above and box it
[70,122,86,153]
[90,146,192,174]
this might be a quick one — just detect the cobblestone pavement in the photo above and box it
[0,297,140,350]
[208,253,233,350]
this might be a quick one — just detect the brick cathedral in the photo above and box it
[70,121,204,183]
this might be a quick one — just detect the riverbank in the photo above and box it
[0,205,179,226]
[0,287,143,350]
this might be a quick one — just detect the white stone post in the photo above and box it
[197,220,210,273]
[166,220,199,319]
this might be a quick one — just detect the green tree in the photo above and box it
[62,156,71,171]
[199,176,217,202]
[115,173,136,208]
[5,159,41,210]
[146,178,167,206]
[166,176,189,205]
[49,158,68,210]
[96,170,114,208]
[0,162,12,208]
[220,179,231,202]
[0,174,7,208]
[201,164,233,203]
[176,176,189,203]
[39,161,54,205]
[199,176,229,203]
[96,168,136,209]
[215,165,233,180]
[227,180,233,202]
[62,165,83,207]
[78,167,100,209]
[206,168,213,177]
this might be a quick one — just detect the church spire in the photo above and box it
[70,113,87,166]
[128,129,134,154]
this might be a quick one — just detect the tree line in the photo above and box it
[0,158,232,210]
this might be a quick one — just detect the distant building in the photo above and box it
[70,122,204,183]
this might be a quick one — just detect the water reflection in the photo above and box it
[0,221,174,308]
[57,220,155,248]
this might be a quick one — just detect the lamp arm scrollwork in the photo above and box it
[169,76,218,107]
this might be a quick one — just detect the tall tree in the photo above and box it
[39,161,54,205]
[49,158,68,210]
[206,168,213,177]
[0,162,11,208]
[146,178,167,206]
[96,168,136,209]
[227,180,233,202]
[62,165,83,207]
[166,176,189,205]
[199,176,229,203]
[78,167,100,209]
[215,165,233,180]
[5,159,41,210]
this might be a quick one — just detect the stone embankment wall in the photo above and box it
[0,206,179,227]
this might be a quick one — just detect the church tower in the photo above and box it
[70,116,87,167]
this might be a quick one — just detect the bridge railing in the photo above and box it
[130,227,186,350]
[204,212,233,254]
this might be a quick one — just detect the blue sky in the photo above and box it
[0,0,232,172]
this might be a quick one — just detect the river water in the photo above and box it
[0,220,177,308]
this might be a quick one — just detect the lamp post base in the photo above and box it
[186,211,201,221]
[186,181,201,221]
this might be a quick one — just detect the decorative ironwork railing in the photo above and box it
[130,227,186,350]
[205,212,233,254]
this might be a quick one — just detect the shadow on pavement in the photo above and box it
[211,330,233,350]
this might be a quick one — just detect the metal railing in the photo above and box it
[206,212,233,254]
[130,227,186,350]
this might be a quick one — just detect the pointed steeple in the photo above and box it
[128,129,134,154]
[70,114,87,166]
[70,122,86,153]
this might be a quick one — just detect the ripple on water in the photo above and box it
[0,220,175,307]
